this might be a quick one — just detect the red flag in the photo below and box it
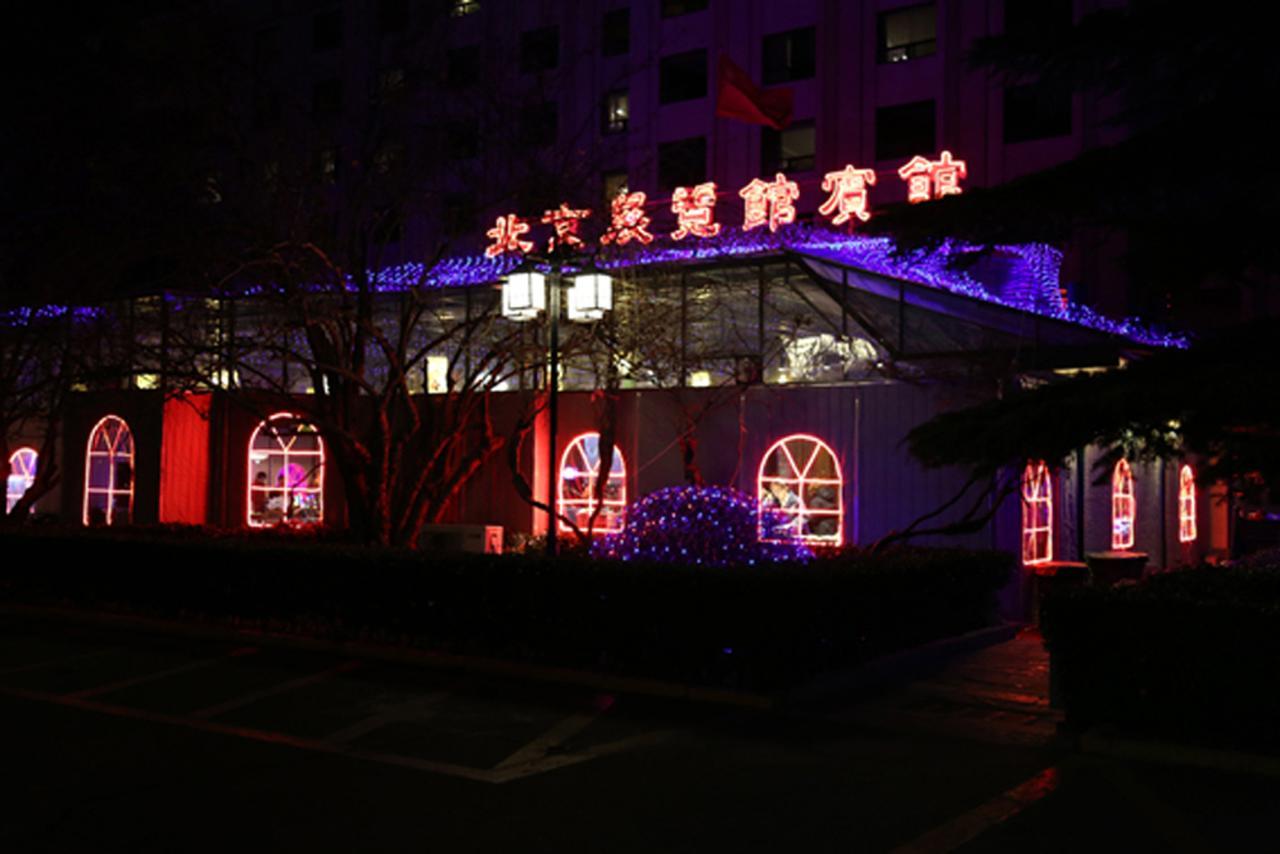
[715,54,793,130]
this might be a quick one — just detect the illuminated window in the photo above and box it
[1179,464,1197,543]
[757,434,844,546]
[1021,460,1053,565]
[558,432,626,535]
[83,415,134,526]
[1111,459,1135,550]
[5,447,37,514]
[248,413,325,528]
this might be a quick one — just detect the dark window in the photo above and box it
[658,136,706,190]
[313,9,343,51]
[377,0,410,34]
[446,45,479,89]
[661,0,708,17]
[763,27,815,85]
[521,102,558,147]
[252,27,278,65]
[520,26,559,73]
[1003,83,1071,143]
[875,100,935,160]
[312,78,343,116]
[659,49,707,104]
[378,67,407,102]
[603,90,629,134]
[446,120,479,159]
[602,170,629,205]
[602,8,629,56]
[1004,0,1072,38]
[878,4,936,63]
[762,121,815,174]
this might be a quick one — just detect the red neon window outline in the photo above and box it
[1179,464,1196,543]
[1021,460,1053,566]
[6,446,38,514]
[1111,459,1135,550]
[247,413,325,528]
[557,432,626,535]
[757,434,844,546]
[83,415,134,526]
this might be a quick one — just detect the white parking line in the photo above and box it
[323,691,452,745]
[192,660,362,719]
[67,649,258,700]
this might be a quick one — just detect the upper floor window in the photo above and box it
[84,415,134,526]
[1021,460,1053,565]
[6,447,37,514]
[1179,465,1197,543]
[603,90,629,134]
[520,26,559,73]
[763,27,815,84]
[658,136,706,191]
[1004,0,1072,38]
[661,0,708,17]
[762,121,815,174]
[559,432,626,535]
[1003,82,1072,144]
[659,49,707,104]
[446,45,480,90]
[602,8,630,56]
[451,0,480,16]
[602,170,629,207]
[878,4,936,63]
[377,0,410,34]
[248,413,324,528]
[1111,459,1135,550]
[312,9,343,51]
[875,99,935,161]
[758,434,843,546]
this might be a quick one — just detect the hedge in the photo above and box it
[1042,563,1280,752]
[0,527,1011,694]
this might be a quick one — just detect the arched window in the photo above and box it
[757,434,844,546]
[1111,459,1135,550]
[6,447,38,514]
[558,432,626,535]
[248,413,325,527]
[1021,460,1053,566]
[83,416,134,526]
[1179,464,1197,543]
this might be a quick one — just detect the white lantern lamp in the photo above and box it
[567,269,613,322]
[502,267,546,321]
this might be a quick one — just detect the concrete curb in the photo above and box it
[1078,728,1280,778]
[0,602,1018,714]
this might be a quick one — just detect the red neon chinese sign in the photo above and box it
[541,203,591,252]
[898,150,967,203]
[485,213,534,258]
[600,191,655,246]
[818,165,877,227]
[671,182,721,240]
[739,173,799,232]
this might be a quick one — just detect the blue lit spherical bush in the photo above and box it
[592,485,812,567]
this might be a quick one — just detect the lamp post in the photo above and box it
[503,257,612,556]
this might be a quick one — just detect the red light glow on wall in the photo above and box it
[1111,459,1135,550]
[1021,460,1053,565]
[247,413,325,528]
[757,434,843,546]
[5,446,37,514]
[83,415,134,526]
[557,432,626,535]
[1179,464,1197,543]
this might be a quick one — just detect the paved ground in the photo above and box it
[1,617,1275,852]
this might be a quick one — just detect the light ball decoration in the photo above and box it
[592,484,812,567]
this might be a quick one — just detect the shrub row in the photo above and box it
[1042,563,1280,752]
[0,527,1011,694]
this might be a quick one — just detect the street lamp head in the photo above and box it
[502,263,546,321]
[567,266,612,322]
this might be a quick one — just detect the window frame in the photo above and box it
[877,3,937,64]
[1021,460,1053,565]
[603,90,629,135]
[83,415,135,527]
[659,49,708,105]
[558,432,627,535]
[762,26,816,85]
[1111,459,1136,550]
[247,412,326,529]
[757,434,844,547]
[1179,464,1197,543]
[6,446,37,514]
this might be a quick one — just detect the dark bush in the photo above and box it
[1042,564,1280,752]
[0,528,1010,694]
